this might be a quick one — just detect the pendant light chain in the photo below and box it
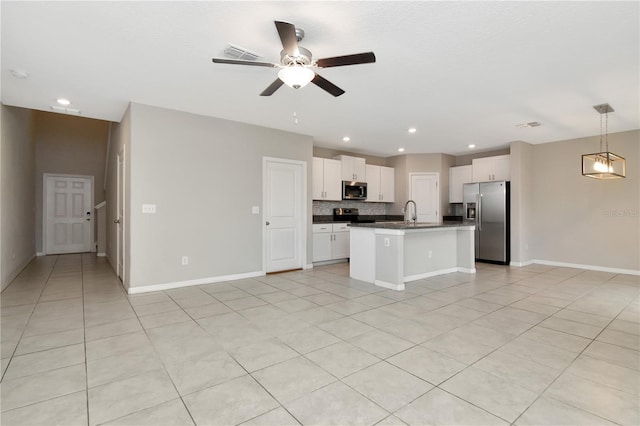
[605,109,609,153]
[599,111,604,153]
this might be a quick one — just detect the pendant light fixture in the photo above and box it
[582,103,625,179]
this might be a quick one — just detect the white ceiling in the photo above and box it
[2,1,638,157]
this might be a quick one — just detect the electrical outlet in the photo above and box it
[142,204,157,214]
[252,206,260,214]
[181,256,189,265]
[384,238,390,247]
[428,250,432,258]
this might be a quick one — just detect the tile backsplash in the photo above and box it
[313,200,388,215]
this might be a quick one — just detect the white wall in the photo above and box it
[125,103,313,289]
[1,105,36,290]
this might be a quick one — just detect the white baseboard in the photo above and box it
[36,252,45,257]
[127,270,266,294]
[304,263,314,270]
[405,267,475,283]
[510,260,535,267]
[374,279,405,291]
[312,259,349,267]
[531,259,639,276]
[96,252,106,257]
[2,253,36,291]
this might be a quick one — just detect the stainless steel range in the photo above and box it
[333,208,375,223]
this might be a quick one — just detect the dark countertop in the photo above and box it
[348,221,473,230]
[313,215,404,224]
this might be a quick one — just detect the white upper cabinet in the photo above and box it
[335,155,366,182]
[366,164,395,202]
[472,154,510,182]
[312,157,342,201]
[449,165,473,203]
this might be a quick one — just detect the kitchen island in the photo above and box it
[349,222,476,291]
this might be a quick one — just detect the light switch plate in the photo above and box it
[142,204,156,214]
[252,206,260,214]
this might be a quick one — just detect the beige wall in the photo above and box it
[124,103,313,289]
[313,146,388,166]
[1,105,36,290]
[34,111,110,253]
[105,106,131,283]
[509,141,535,265]
[455,147,510,166]
[528,130,639,271]
[387,153,454,219]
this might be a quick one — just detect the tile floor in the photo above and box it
[1,254,639,425]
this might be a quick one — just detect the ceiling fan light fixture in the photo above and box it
[278,66,314,89]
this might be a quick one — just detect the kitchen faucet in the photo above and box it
[404,200,417,225]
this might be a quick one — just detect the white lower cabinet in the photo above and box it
[312,223,350,262]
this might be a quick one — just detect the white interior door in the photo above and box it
[264,158,305,273]
[44,174,93,254]
[409,173,439,223]
[116,149,125,280]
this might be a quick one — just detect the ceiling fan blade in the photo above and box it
[260,79,284,96]
[312,74,345,97]
[274,21,299,56]
[316,52,376,68]
[212,58,278,68]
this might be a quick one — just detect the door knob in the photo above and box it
[266,221,270,226]
[114,219,121,224]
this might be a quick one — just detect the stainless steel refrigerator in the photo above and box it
[463,181,510,264]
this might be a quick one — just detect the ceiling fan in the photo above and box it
[211,21,376,97]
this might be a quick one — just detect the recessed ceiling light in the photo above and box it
[468,144,476,149]
[342,136,350,142]
[408,128,417,134]
[57,98,71,106]
[398,148,405,152]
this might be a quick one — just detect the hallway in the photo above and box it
[1,254,638,425]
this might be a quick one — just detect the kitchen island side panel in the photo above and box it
[349,227,376,283]
[375,231,405,290]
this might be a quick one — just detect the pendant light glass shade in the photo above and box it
[278,66,315,89]
[582,103,625,179]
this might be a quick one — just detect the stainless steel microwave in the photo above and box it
[342,181,367,200]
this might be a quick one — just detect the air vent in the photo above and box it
[516,121,541,128]
[223,43,262,61]
[50,105,81,115]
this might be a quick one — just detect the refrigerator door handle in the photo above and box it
[477,193,482,231]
